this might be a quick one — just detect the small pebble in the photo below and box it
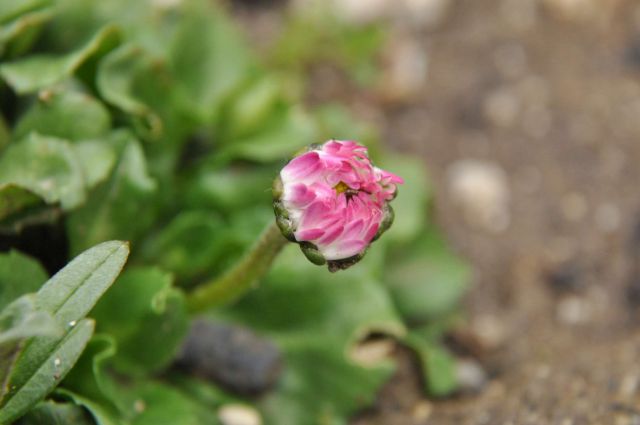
[331,0,391,24]
[618,374,639,398]
[542,0,595,22]
[546,261,584,293]
[447,159,511,233]
[379,34,428,103]
[400,0,452,29]
[175,319,283,395]
[483,87,521,128]
[456,359,488,393]
[411,400,432,420]
[218,404,262,425]
[470,314,507,350]
[556,295,591,325]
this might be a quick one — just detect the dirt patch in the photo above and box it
[356,0,640,423]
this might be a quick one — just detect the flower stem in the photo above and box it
[187,221,288,313]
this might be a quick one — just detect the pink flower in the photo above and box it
[273,140,403,271]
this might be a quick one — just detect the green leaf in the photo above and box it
[124,381,218,425]
[0,296,59,404]
[0,296,60,346]
[0,241,129,423]
[139,211,227,283]
[0,318,95,424]
[0,25,120,94]
[14,89,111,141]
[17,399,95,425]
[0,0,50,24]
[168,374,235,410]
[0,9,52,59]
[0,250,48,311]
[169,0,252,123]
[385,226,470,323]
[67,132,157,254]
[35,240,129,326]
[0,115,9,152]
[73,140,117,189]
[218,105,316,163]
[55,389,119,425]
[96,44,163,140]
[215,245,405,424]
[59,335,122,425]
[262,345,393,425]
[405,333,457,397]
[220,75,281,140]
[182,165,277,214]
[0,133,86,210]
[0,184,45,225]
[91,267,188,375]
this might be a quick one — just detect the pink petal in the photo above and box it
[343,218,364,239]
[296,228,325,241]
[377,168,404,184]
[363,221,380,243]
[323,140,342,154]
[286,183,316,206]
[300,201,332,228]
[281,152,321,180]
[318,225,344,245]
[278,139,403,261]
[324,239,367,260]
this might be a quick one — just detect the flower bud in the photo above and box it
[272,140,403,271]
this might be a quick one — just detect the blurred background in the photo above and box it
[2,0,640,423]
[232,0,640,423]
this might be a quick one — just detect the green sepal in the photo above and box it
[271,175,283,201]
[299,242,326,266]
[327,250,367,273]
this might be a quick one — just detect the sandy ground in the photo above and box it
[355,0,640,423]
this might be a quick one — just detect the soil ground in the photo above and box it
[238,0,640,423]
[357,1,640,423]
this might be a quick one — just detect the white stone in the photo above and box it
[218,404,262,425]
[456,359,488,392]
[447,160,511,233]
[336,0,392,24]
[400,0,452,28]
[483,87,521,128]
[556,296,590,325]
[380,34,429,102]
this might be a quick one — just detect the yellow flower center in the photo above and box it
[334,181,350,195]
